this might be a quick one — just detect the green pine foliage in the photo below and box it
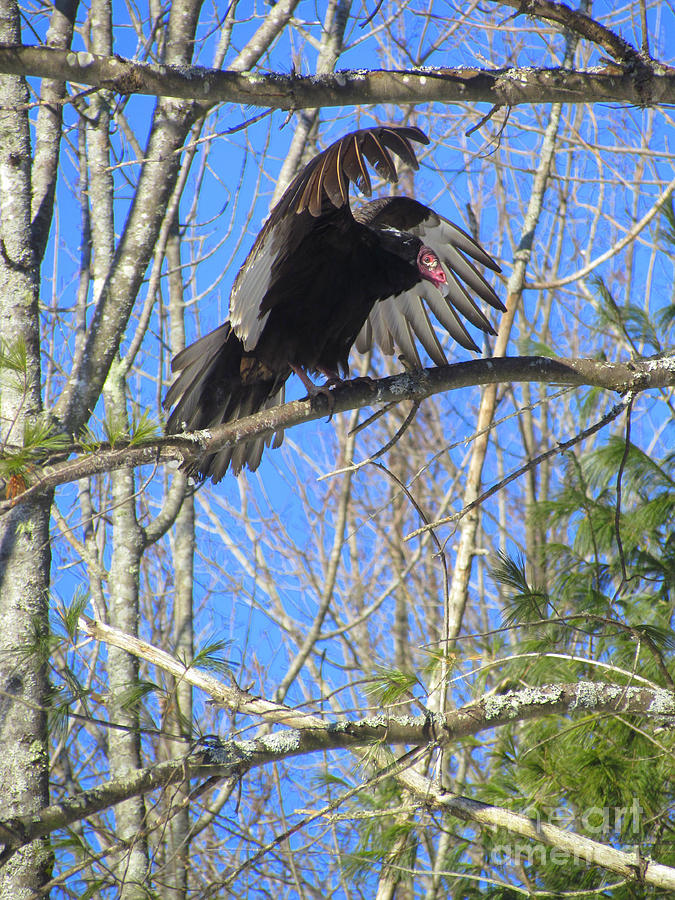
[191,638,236,676]
[365,665,423,707]
[0,417,71,481]
[482,370,675,894]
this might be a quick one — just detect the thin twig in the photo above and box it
[465,103,502,137]
[406,397,630,542]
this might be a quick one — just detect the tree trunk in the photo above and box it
[0,2,52,895]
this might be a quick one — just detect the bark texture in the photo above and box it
[0,0,52,892]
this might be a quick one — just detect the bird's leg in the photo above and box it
[291,365,335,406]
[317,367,345,390]
[291,365,339,418]
[290,364,322,397]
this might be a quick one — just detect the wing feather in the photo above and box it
[361,131,398,183]
[377,295,421,367]
[395,289,448,367]
[367,301,396,356]
[342,133,372,196]
[440,263,496,333]
[421,283,481,352]
[306,150,332,217]
[230,126,430,349]
[320,140,347,207]
[440,243,502,307]
[355,318,372,356]
[355,196,501,363]
[379,127,424,170]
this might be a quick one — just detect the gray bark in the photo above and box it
[1,47,673,108]
[0,0,52,892]
[163,227,194,900]
[106,369,148,899]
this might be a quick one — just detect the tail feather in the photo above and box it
[204,385,285,481]
[164,322,285,480]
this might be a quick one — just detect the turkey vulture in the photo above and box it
[165,125,504,480]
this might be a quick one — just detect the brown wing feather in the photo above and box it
[341,133,372,197]
[284,125,428,217]
[361,131,397,183]
[378,127,423,169]
[230,126,430,350]
[321,144,346,207]
[307,150,332,217]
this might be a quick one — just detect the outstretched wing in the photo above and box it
[354,196,504,366]
[229,127,430,352]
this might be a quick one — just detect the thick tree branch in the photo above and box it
[0,46,673,108]
[1,677,673,881]
[1,353,673,511]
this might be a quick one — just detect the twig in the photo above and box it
[405,396,630,542]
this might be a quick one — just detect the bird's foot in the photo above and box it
[317,367,349,391]
[291,365,338,418]
[292,368,375,420]
[291,364,339,397]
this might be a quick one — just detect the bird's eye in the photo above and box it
[423,253,436,267]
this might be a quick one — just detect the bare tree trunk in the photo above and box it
[164,226,194,900]
[105,369,149,897]
[0,0,54,893]
[85,2,148,887]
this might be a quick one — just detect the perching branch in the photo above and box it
[0,45,674,108]
[1,353,673,511]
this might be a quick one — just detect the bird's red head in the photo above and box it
[417,246,447,289]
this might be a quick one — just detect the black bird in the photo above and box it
[165,125,504,480]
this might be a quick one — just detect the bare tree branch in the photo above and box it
[1,675,673,882]
[489,0,647,66]
[0,45,673,108]
[29,0,78,260]
[78,615,325,729]
[396,764,675,891]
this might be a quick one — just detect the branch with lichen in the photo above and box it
[1,651,673,887]
[0,45,674,108]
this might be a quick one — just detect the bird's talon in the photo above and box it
[299,383,337,420]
